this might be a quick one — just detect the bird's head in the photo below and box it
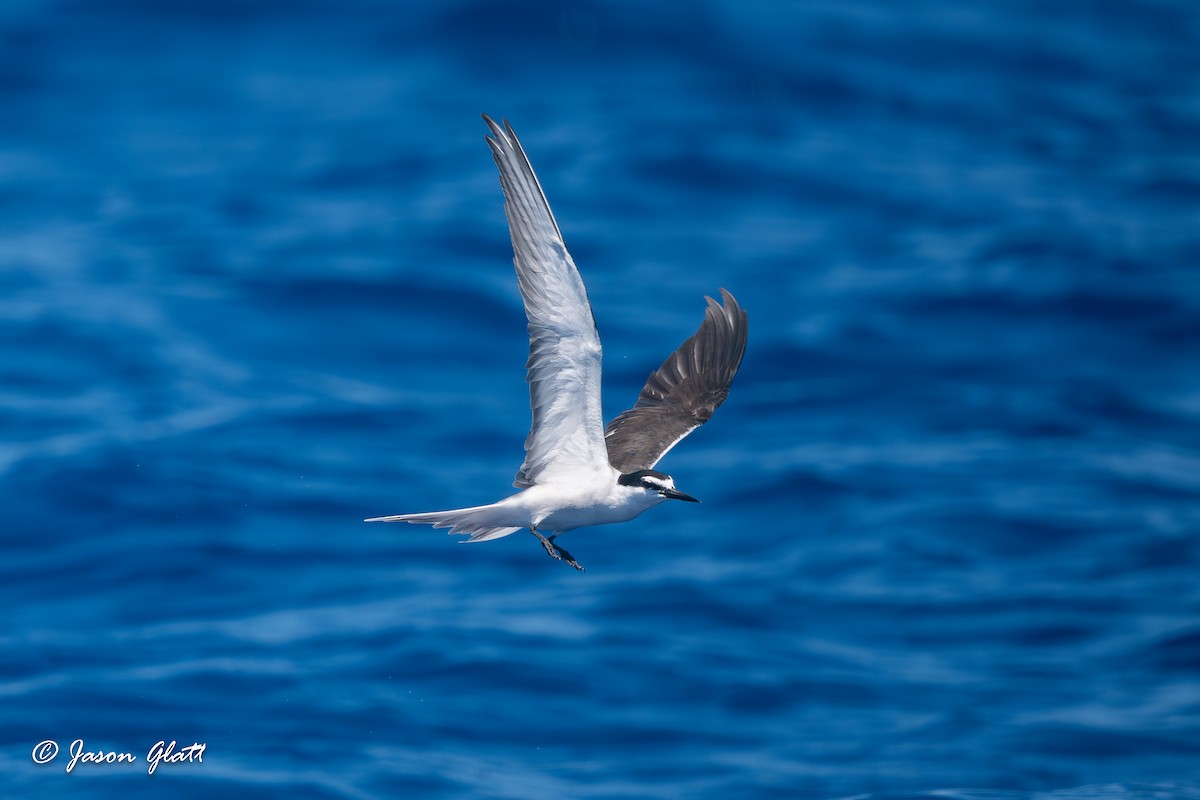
[617,469,699,503]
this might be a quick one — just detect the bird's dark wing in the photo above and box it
[604,289,748,473]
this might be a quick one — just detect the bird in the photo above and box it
[365,115,748,571]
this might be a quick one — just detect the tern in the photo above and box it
[365,115,748,571]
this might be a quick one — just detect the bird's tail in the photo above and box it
[364,503,522,542]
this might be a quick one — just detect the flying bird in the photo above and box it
[365,115,748,571]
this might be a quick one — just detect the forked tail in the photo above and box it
[364,504,522,543]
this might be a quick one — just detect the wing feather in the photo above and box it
[482,115,608,487]
[604,289,748,473]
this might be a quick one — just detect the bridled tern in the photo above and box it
[365,115,748,571]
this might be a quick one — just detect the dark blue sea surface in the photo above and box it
[2,1,1199,797]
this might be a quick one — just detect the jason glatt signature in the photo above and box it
[32,738,205,775]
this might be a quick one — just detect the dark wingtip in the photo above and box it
[715,288,746,322]
[482,114,520,144]
[481,113,503,144]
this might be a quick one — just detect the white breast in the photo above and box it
[501,473,667,533]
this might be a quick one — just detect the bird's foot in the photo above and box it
[532,530,560,560]
[553,542,584,572]
[530,530,585,572]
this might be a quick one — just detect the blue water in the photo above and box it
[2,1,1199,797]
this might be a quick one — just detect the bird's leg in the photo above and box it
[548,534,584,572]
[529,528,584,572]
[530,528,560,561]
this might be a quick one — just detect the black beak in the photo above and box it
[662,488,700,503]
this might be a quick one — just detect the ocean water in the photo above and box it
[2,0,1199,797]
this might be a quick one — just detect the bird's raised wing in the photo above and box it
[605,289,748,474]
[483,115,609,488]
